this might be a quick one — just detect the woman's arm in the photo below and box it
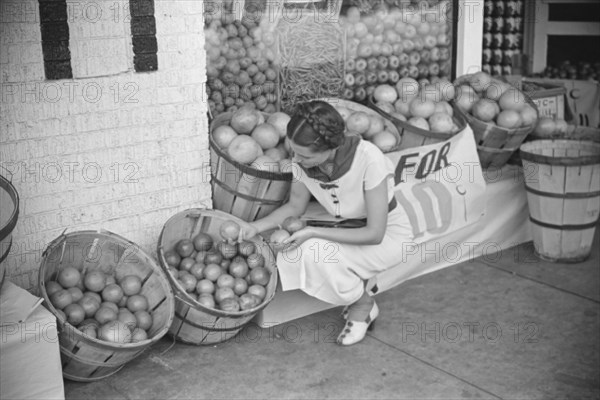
[239,180,312,240]
[285,179,390,247]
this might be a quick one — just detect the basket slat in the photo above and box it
[157,209,278,345]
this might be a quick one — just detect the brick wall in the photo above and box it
[0,0,211,292]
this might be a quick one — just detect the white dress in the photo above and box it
[277,139,414,306]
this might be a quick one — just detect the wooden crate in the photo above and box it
[520,140,600,262]
[210,112,292,222]
[157,208,278,345]
[38,230,175,382]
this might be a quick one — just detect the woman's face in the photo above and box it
[289,140,332,168]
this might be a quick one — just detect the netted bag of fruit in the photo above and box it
[277,11,346,114]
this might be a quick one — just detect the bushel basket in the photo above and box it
[210,112,292,222]
[38,230,175,382]
[157,208,278,345]
[368,95,467,150]
[455,95,539,169]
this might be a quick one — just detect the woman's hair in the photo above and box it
[286,101,346,151]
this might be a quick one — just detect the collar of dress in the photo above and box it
[298,135,361,183]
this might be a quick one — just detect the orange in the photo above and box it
[77,295,100,318]
[409,98,436,119]
[67,287,84,303]
[193,233,214,252]
[218,242,238,259]
[469,71,493,93]
[117,309,137,331]
[264,147,287,162]
[219,298,240,312]
[238,241,256,257]
[371,131,397,152]
[229,259,249,279]
[134,310,153,331]
[131,327,148,343]
[57,267,81,289]
[373,84,398,104]
[433,101,453,116]
[498,89,527,112]
[45,281,63,297]
[50,289,73,310]
[247,284,267,300]
[533,117,557,137]
[212,125,238,150]
[471,99,500,122]
[64,303,85,326]
[102,284,124,304]
[216,273,235,289]
[269,229,290,244]
[246,253,264,269]
[203,263,223,282]
[175,239,195,258]
[249,267,270,286]
[408,117,430,131]
[126,295,149,312]
[233,278,249,296]
[251,123,280,150]
[496,110,523,129]
[346,112,371,135]
[214,287,236,304]
[364,116,385,140]
[520,105,538,127]
[282,216,306,234]
[119,275,142,296]
[196,279,215,295]
[98,321,132,343]
[94,306,118,325]
[197,294,216,308]
[84,270,106,293]
[428,112,455,133]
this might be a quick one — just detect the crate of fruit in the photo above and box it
[366,79,467,150]
[157,208,278,345]
[38,230,175,382]
[453,72,539,169]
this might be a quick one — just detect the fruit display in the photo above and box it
[267,216,307,252]
[453,71,538,130]
[204,4,279,117]
[212,106,293,171]
[46,268,152,344]
[341,0,453,103]
[529,116,570,139]
[533,61,600,81]
[163,220,272,312]
[482,0,524,77]
[370,78,462,135]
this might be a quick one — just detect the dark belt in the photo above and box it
[305,197,397,228]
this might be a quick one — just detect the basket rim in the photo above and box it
[210,112,293,182]
[38,229,176,348]
[366,95,468,140]
[156,208,279,318]
[520,139,600,166]
[0,173,19,241]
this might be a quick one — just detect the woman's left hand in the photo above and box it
[281,227,315,251]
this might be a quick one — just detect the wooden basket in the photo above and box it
[0,167,19,288]
[317,98,402,153]
[157,208,278,345]
[520,140,600,263]
[210,112,292,222]
[367,95,467,150]
[38,230,175,382]
[455,96,538,169]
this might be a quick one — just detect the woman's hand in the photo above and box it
[281,227,315,251]
[238,221,260,243]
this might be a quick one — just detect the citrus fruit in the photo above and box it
[203,263,223,282]
[375,102,395,115]
[484,81,510,101]
[238,241,256,257]
[282,216,306,234]
[212,125,238,149]
[433,101,453,116]
[50,289,73,310]
[57,267,81,288]
[533,117,557,137]
[45,281,63,297]
[230,106,261,134]
[454,85,479,112]
[498,89,527,112]
[246,253,264,269]
[393,99,412,117]
[131,327,148,343]
[216,274,235,289]
[247,284,267,300]
[251,123,280,150]
[250,155,280,173]
[264,147,287,162]
[102,284,124,304]
[346,112,371,135]
[117,309,137,331]
[204,251,223,265]
[83,291,101,304]
[239,293,260,310]
[179,257,195,272]
[409,98,436,119]
[77,295,100,318]
[555,119,568,134]
[214,287,236,303]
[193,233,214,252]
[373,84,398,103]
[197,294,216,308]
[233,278,249,296]
[84,270,106,292]
[227,135,263,164]
[520,105,538,127]
[101,301,119,314]
[220,220,241,242]
[364,116,385,140]
[176,239,194,258]
[395,77,420,102]
[496,110,522,129]
[269,229,290,244]
[95,306,118,324]
[164,251,181,268]
[249,267,270,286]
[119,275,142,296]
[196,279,215,295]
[178,272,198,293]
[67,287,84,303]
[98,320,132,343]
[219,297,240,312]
[266,112,291,139]
[189,263,205,279]
[408,117,430,131]
[471,99,500,122]
[134,310,152,331]
[428,112,454,133]
[127,295,149,312]
[469,71,493,93]
[229,259,249,279]
[64,303,85,326]
[372,131,397,152]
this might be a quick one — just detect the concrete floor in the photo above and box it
[64,234,600,400]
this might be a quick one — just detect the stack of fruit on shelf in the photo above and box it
[371,78,461,135]
[204,10,279,117]
[341,1,452,103]
[482,0,524,76]
[46,269,153,344]
[533,61,600,81]
[212,106,293,172]
[453,71,538,131]
[163,220,272,312]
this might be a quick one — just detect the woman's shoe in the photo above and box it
[336,302,379,346]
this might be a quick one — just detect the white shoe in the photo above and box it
[336,302,379,346]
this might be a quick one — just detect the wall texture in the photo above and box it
[0,0,210,291]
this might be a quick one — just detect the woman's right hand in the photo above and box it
[238,221,260,243]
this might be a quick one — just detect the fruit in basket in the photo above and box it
[64,303,86,326]
[372,131,398,152]
[99,320,132,343]
[428,112,455,133]
[230,106,261,134]
[266,112,291,139]
[498,89,527,112]
[102,284,124,304]
[373,84,398,103]
[496,110,522,129]
[227,135,263,164]
[346,112,371,135]
[471,99,500,122]
[533,117,558,138]
[58,267,81,288]
[213,125,238,149]
[251,123,280,150]
[408,117,430,131]
[220,220,241,242]
[50,289,73,310]
[119,275,142,296]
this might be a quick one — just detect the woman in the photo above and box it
[240,100,413,346]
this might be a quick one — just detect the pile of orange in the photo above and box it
[46,268,152,344]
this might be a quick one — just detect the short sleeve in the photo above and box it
[362,143,395,191]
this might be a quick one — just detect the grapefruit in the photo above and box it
[266,112,291,139]
[346,112,371,135]
[373,84,398,103]
[428,112,454,133]
[371,131,397,152]
[471,99,500,122]
[230,106,261,134]
[454,85,479,113]
[227,135,263,164]
[520,105,538,127]
[364,116,385,140]
[409,98,436,119]
[251,123,280,150]
[496,110,523,129]
[498,89,527,112]
[212,125,238,149]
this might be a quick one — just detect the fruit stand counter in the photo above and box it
[255,163,532,326]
